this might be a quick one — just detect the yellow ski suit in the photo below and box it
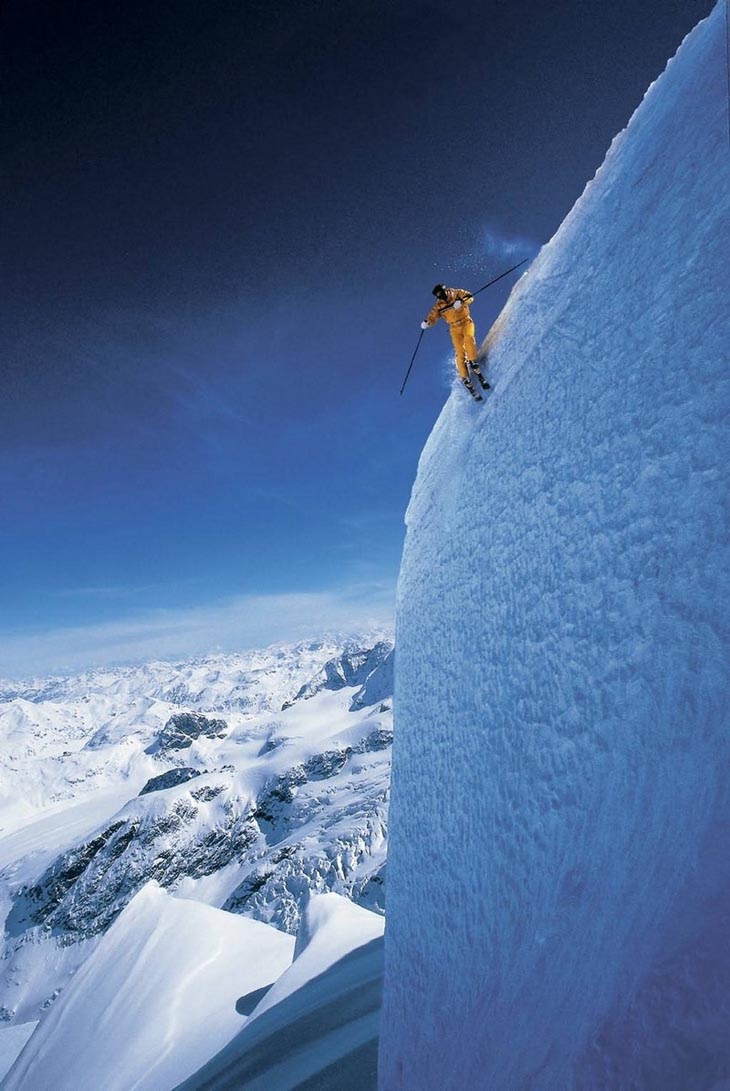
[424,287,478,379]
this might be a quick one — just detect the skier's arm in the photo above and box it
[422,301,442,327]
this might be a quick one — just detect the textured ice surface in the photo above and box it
[380,7,730,1090]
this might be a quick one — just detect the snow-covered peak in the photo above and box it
[284,640,393,707]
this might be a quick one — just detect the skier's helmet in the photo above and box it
[432,284,448,300]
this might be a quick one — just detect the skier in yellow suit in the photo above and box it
[421,284,489,400]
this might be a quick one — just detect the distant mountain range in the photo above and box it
[0,633,393,1045]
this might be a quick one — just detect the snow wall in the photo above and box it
[380,7,730,1090]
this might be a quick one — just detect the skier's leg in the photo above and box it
[463,320,479,366]
[462,320,490,389]
[450,327,468,379]
[450,326,481,399]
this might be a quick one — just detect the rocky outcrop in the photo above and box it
[146,712,228,755]
[350,649,394,711]
[6,787,253,939]
[139,768,201,795]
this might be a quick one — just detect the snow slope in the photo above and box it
[381,6,730,1090]
[178,893,384,1091]
[0,1024,36,1084]
[253,891,385,1019]
[2,883,295,1091]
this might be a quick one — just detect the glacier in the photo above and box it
[380,6,730,1090]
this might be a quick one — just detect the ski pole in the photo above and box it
[472,256,530,296]
[399,328,425,396]
[437,257,530,314]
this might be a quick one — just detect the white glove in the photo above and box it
[453,299,463,310]
[420,321,429,330]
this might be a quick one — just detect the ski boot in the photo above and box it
[469,360,490,391]
[462,376,483,402]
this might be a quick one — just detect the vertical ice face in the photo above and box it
[380,6,730,1089]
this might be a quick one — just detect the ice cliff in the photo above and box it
[380,6,730,1089]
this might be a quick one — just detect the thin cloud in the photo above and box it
[455,225,540,275]
[0,584,395,680]
[482,225,540,263]
[440,225,540,286]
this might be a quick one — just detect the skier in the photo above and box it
[421,284,490,400]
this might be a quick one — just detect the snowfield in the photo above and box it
[381,5,730,1090]
[0,635,391,1087]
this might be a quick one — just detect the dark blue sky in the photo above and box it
[0,0,707,674]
